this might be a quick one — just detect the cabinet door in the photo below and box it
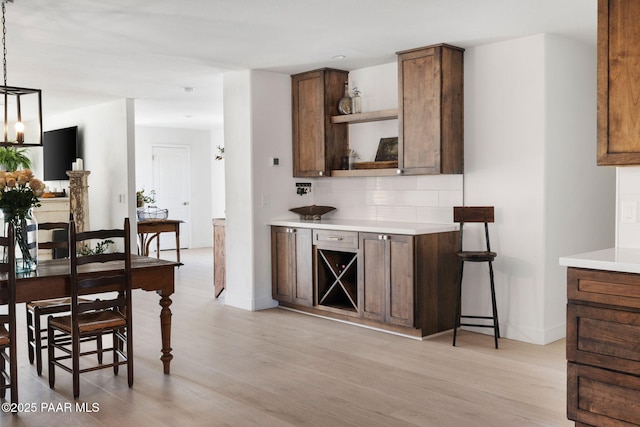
[271,227,312,306]
[598,0,640,165]
[359,233,414,326]
[292,69,348,177]
[359,233,387,322]
[397,44,463,175]
[387,235,414,327]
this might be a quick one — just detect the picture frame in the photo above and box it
[374,137,398,162]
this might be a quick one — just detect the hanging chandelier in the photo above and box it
[0,0,42,146]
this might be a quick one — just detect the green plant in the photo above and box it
[0,146,32,171]
[215,145,224,161]
[136,189,156,208]
[78,239,114,256]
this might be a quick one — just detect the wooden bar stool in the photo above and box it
[452,206,500,349]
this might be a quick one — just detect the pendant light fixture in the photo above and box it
[0,0,42,146]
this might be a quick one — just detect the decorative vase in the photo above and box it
[1,207,38,273]
[352,87,362,114]
[338,81,352,115]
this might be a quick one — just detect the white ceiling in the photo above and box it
[3,0,596,131]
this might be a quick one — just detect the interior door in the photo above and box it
[151,145,190,250]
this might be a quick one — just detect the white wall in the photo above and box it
[42,99,135,231]
[616,167,640,247]
[135,125,214,248]
[465,34,615,344]
[223,69,305,311]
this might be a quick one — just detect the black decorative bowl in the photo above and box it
[289,205,336,220]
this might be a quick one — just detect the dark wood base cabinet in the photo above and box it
[567,267,640,426]
[272,226,459,338]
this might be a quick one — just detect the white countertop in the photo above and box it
[267,218,458,235]
[559,247,640,274]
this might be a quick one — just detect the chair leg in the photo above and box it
[0,348,6,398]
[47,319,55,389]
[113,330,119,375]
[73,331,80,399]
[9,337,17,405]
[452,260,464,346]
[34,310,44,376]
[97,332,103,364]
[26,307,35,364]
[489,261,499,349]
[127,329,134,388]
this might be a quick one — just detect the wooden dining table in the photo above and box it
[6,255,178,374]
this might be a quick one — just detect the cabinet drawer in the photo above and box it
[567,303,640,375]
[568,267,640,310]
[568,362,640,425]
[313,229,358,250]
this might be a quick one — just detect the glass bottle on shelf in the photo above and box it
[338,81,352,115]
[352,87,361,114]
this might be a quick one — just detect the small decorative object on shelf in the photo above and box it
[349,149,360,170]
[352,87,362,114]
[0,169,45,273]
[338,81,352,115]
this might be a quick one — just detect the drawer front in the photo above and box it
[568,267,640,310]
[567,303,640,375]
[313,229,358,250]
[568,362,640,425]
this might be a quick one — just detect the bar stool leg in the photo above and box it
[488,261,499,349]
[452,260,464,346]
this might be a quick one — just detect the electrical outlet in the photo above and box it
[296,182,311,196]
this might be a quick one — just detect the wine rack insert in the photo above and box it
[315,248,358,313]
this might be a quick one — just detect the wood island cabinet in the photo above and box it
[566,267,640,425]
[271,226,313,306]
[397,44,464,175]
[292,68,349,177]
[597,0,640,165]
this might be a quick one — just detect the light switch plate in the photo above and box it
[622,201,637,223]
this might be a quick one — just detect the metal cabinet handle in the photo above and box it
[396,169,403,175]
[286,228,297,234]
[326,236,343,241]
[319,171,324,176]
[378,234,390,240]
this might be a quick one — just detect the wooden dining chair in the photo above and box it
[0,223,18,406]
[26,220,101,376]
[48,218,133,398]
[452,206,500,349]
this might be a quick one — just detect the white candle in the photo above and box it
[76,158,83,170]
[71,161,77,171]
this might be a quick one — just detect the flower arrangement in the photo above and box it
[0,169,45,272]
[0,169,44,218]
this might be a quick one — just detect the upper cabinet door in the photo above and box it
[598,0,640,165]
[292,68,348,177]
[397,44,464,175]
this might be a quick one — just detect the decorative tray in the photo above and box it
[353,160,398,169]
[289,205,336,220]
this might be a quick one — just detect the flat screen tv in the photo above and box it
[43,126,78,180]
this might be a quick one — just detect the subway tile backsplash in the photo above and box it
[314,175,463,223]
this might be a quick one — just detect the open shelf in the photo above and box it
[330,109,398,124]
[331,168,399,177]
[316,248,358,313]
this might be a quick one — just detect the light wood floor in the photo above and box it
[1,248,571,426]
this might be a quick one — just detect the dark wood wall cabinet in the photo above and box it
[291,43,464,177]
[597,0,640,165]
[566,267,640,425]
[292,68,349,177]
[271,225,459,338]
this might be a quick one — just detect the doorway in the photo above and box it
[151,145,191,250]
